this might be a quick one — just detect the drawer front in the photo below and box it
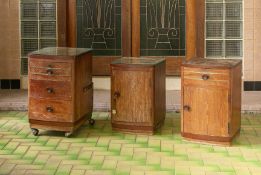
[29,79,72,100]
[29,60,72,81]
[183,67,230,88]
[29,98,73,122]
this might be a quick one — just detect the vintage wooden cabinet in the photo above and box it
[111,57,166,134]
[28,47,94,137]
[181,58,242,145]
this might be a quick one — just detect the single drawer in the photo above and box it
[29,79,72,100]
[29,98,73,122]
[183,67,230,88]
[29,60,72,81]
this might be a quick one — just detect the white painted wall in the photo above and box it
[93,77,181,90]
[21,76,181,90]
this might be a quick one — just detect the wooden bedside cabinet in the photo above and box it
[28,47,94,137]
[111,57,166,134]
[181,58,242,145]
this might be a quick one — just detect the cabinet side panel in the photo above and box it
[181,66,184,132]
[154,62,166,127]
[231,64,242,136]
[75,53,93,120]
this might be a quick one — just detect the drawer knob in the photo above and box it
[46,88,54,94]
[202,74,210,80]
[113,91,120,100]
[183,105,191,112]
[47,69,53,75]
[46,106,54,113]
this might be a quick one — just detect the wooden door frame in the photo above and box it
[66,0,205,76]
[185,0,205,60]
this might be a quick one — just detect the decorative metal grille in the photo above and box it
[205,0,243,58]
[77,0,122,56]
[140,0,185,56]
[20,0,57,75]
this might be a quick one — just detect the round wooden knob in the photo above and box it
[47,69,53,75]
[114,91,120,100]
[183,105,191,112]
[46,106,54,113]
[202,74,210,80]
[46,88,54,93]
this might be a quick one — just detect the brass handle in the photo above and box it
[46,88,54,94]
[202,74,210,80]
[112,109,117,115]
[113,91,120,100]
[46,106,54,113]
[183,105,191,112]
[47,69,53,75]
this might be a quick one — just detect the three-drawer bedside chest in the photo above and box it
[110,57,166,134]
[28,47,94,137]
[181,58,242,145]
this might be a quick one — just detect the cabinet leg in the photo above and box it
[31,128,39,136]
[89,119,95,126]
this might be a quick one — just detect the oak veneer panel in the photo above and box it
[181,58,242,145]
[183,86,229,137]
[28,47,93,135]
[111,58,166,134]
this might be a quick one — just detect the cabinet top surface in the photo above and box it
[111,57,165,66]
[182,58,242,69]
[29,47,92,57]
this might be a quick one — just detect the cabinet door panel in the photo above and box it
[183,86,229,137]
[111,69,153,125]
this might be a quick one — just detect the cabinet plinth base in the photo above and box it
[112,120,164,135]
[29,113,92,135]
[181,130,240,146]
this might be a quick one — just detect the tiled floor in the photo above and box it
[0,112,261,175]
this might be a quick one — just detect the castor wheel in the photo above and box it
[89,119,95,126]
[31,128,39,136]
[65,132,73,137]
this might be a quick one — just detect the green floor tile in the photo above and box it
[1,112,261,175]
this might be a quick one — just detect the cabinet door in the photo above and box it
[183,86,229,137]
[111,69,153,125]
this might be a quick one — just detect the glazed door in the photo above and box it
[68,0,205,76]
[132,0,186,75]
[111,69,153,125]
[183,86,229,137]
